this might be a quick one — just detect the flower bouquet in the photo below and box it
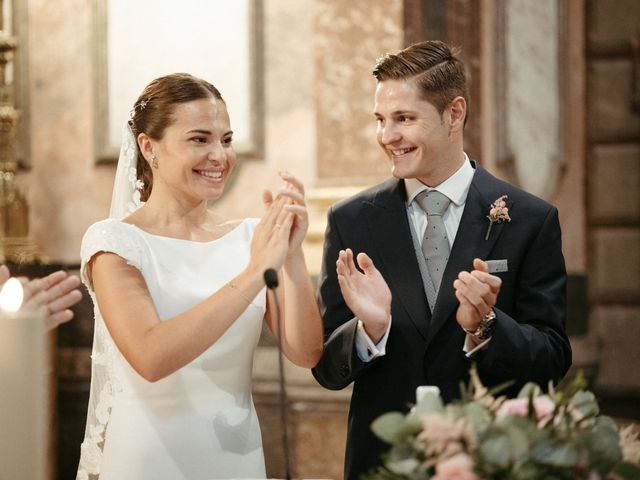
[366,367,640,480]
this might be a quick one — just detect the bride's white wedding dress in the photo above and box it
[76,218,267,480]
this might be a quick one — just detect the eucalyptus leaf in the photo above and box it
[583,417,622,473]
[531,439,581,468]
[478,434,513,471]
[479,423,531,471]
[462,402,492,434]
[570,390,599,419]
[387,457,421,476]
[372,412,422,444]
[384,441,422,476]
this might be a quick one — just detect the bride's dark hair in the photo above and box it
[128,73,224,202]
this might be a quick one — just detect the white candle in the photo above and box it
[0,279,48,480]
[416,385,441,403]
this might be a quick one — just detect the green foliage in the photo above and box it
[365,367,640,480]
[613,462,640,478]
[371,412,423,444]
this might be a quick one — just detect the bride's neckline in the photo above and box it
[122,218,248,244]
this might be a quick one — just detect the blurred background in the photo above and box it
[0,0,638,478]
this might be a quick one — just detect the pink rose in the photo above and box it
[568,405,585,423]
[432,453,479,480]
[495,395,556,427]
[532,395,555,426]
[496,398,529,419]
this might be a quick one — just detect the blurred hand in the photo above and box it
[0,264,9,285]
[0,265,83,331]
[336,249,391,343]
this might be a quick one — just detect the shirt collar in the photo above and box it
[405,154,474,207]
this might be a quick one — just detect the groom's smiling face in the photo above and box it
[373,78,463,187]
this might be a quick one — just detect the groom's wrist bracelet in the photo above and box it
[463,310,496,340]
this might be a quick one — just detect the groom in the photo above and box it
[311,40,572,480]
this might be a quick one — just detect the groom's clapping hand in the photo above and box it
[453,258,501,333]
[336,248,391,344]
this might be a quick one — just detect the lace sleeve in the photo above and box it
[80,219,145,291]
[77,219,146,479]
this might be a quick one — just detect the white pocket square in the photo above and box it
[486,259,508,273]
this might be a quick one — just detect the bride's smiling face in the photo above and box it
[149,97,236,203]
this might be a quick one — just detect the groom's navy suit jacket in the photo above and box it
[312,161,572,480]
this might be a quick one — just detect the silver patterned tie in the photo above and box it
[415,190,451,293]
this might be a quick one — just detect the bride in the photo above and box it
[76,73,323,479]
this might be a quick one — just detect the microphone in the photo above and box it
[263,268,291,480]
[263,268,279,289]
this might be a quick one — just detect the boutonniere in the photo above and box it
[485,195,511,240]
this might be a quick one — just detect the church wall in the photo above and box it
[584,0,640,415]
[21,0,318,265]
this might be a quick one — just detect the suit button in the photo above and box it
[340,364,349,377]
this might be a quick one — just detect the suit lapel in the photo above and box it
[426,164,508,347]
[364,180,431,340]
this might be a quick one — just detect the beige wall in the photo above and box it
[314,0,402,186]
[22,0,103,264]
[20,0,319,265]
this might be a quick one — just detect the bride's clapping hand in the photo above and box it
[276,171,308,256]
[251,171,309,273]
[250,183,295,273]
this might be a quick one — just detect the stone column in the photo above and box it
[587,0,640,402]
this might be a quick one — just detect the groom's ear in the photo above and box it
[447,96,466,132]
[137,133,154,163]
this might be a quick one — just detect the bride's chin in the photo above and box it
[203,188,225,201]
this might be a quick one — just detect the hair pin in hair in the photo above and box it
[129,97,152,120]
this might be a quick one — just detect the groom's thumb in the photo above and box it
[356,252,376,274]
[473,257,489,272]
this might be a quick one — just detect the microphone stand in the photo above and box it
[264,269,292,480]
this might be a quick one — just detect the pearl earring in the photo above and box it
[151,155,158,168]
